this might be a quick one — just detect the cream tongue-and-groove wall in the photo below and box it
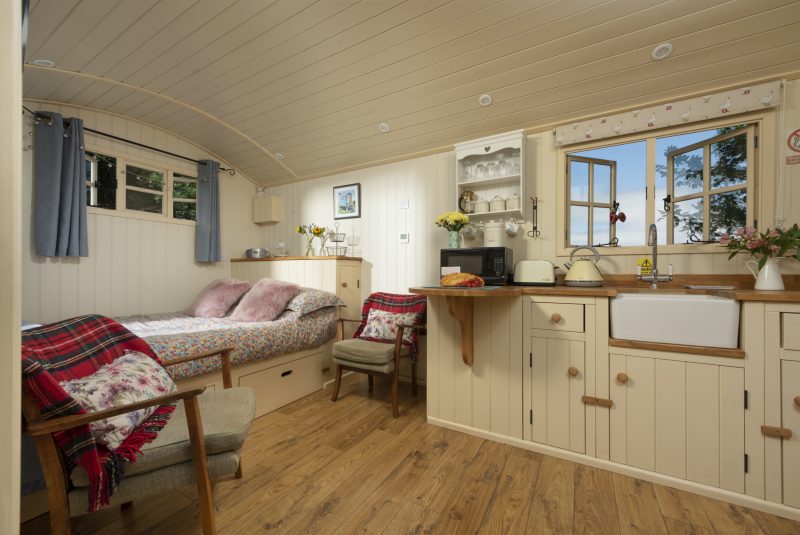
[259,80,800,287]
[21,101,262,324]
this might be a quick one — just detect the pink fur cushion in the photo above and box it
[186,279,251,318]
[229,278,301,322]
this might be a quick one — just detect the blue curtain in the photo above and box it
[195,159,221,262]
[33,112,88,257]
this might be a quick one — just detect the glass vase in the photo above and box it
[448,230,460,249]
[305,241,314,256]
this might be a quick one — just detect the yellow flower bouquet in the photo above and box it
[435,211,470,249]
[297,223,327,256]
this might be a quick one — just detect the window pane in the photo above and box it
[570,205,588,246]
[173,180,196,200]
[126,190,163,214]
[593,207,611,245]
[711,133,747,189]
[570,161,589,202]
[673,198,703,244]
[126,164,164,191]
[594,164,611,204]
[173,201,197,221]
[710,189,746,239]
[673,147,704,197]
[85,151,116,210]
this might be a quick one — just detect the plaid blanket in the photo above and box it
[353,292,427,353]
[22,314,176,512]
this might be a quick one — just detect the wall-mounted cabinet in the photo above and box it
[252,195,282,224]
[455,130,525,221]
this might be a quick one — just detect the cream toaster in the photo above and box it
[513,260,556,286]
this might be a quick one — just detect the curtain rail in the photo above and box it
[22,106,235,175]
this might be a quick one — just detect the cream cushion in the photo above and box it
[332,338,411,374]
[70,387,255,487]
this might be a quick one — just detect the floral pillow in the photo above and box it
[286,288,345,315]
[359,309,419,345]
[59,351,176,450]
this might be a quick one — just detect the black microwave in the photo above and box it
[440,247,513,286]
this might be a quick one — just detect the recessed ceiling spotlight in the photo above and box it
[651,43,673,61]
[31,58,55,67]
[274,152,284,160]
[478,94,493,107]
[378,122,391,133]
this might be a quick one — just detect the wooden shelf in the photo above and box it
[608,338,745,359]
[457,174,520,188]
[466,208,524,219]
[231,256,361,262]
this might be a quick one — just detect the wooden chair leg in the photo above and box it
[120,501,133,512]
[411,357,418,396]
[368,375,374,393]
[235,459,243,479]
[331,365,342,402]
[391,370,399,418]
[184,396,217,535]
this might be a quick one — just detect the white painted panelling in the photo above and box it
[21,101,261,323]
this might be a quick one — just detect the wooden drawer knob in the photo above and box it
[341,282,348,288]
[616,372,629,384]
[568,366,579,378]
[550,313,562,323]
[795,396,800,408]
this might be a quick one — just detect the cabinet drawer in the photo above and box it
[783,313,800,350]
[531,302,584,333]
[238,353,322,417]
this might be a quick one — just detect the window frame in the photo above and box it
[566,154,617,247]
[556,110,773,257]
[84,145,198,226]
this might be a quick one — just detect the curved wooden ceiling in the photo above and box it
[23,0,800,185]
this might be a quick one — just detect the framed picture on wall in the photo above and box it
[333,183,361,220]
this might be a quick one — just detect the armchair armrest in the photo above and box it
[337,318,364,341]
[26,388,206,437]
[164,347,235,389]
[393,324,427,357]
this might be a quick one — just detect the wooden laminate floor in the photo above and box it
[23,375,800,535]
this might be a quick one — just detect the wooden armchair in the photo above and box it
[331,319,425,417]
[23,347,254,535]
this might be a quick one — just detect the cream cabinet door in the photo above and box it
[530,336,585,453]
[609,354,745,493]
[782,360,800,508]
[336,264,361,321]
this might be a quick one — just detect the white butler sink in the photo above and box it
[610,293,740,349]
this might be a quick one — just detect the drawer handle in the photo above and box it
[342,282,348,288]
[550,313,562,323]
[795,396,800,408]
[582,395,613,408]
[761,425,792,439]
[281,370,293,378]
[568,366,579,378]
[616,372,629,384]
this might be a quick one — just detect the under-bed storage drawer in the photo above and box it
[238,352,323,417]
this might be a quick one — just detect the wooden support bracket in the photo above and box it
[446,296,474,366]
[761,425,793,439]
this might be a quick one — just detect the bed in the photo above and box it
[115,289,342,417]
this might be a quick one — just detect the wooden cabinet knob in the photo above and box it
[551,313,562,323]
[795,396,800,408]
[616,372,629,384]
[341,282,348,288]
[568,367,579,377]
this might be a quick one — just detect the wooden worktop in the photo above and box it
[231,256,361,262]
[410,274,800,302]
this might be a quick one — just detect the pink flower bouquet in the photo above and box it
[720,224,800,269]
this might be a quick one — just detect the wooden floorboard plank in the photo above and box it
[613,473,669,535]
[653,484,714,531]
[21,377,800,535]
[478,448,543,535]
[574,463,622,535]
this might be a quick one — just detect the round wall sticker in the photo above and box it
[788,128,800,153]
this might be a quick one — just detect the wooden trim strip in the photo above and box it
[608,338,745,359]
[231,256,361,262]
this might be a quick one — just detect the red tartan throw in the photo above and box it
[352,292,427,353]
[21,314,176,512]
